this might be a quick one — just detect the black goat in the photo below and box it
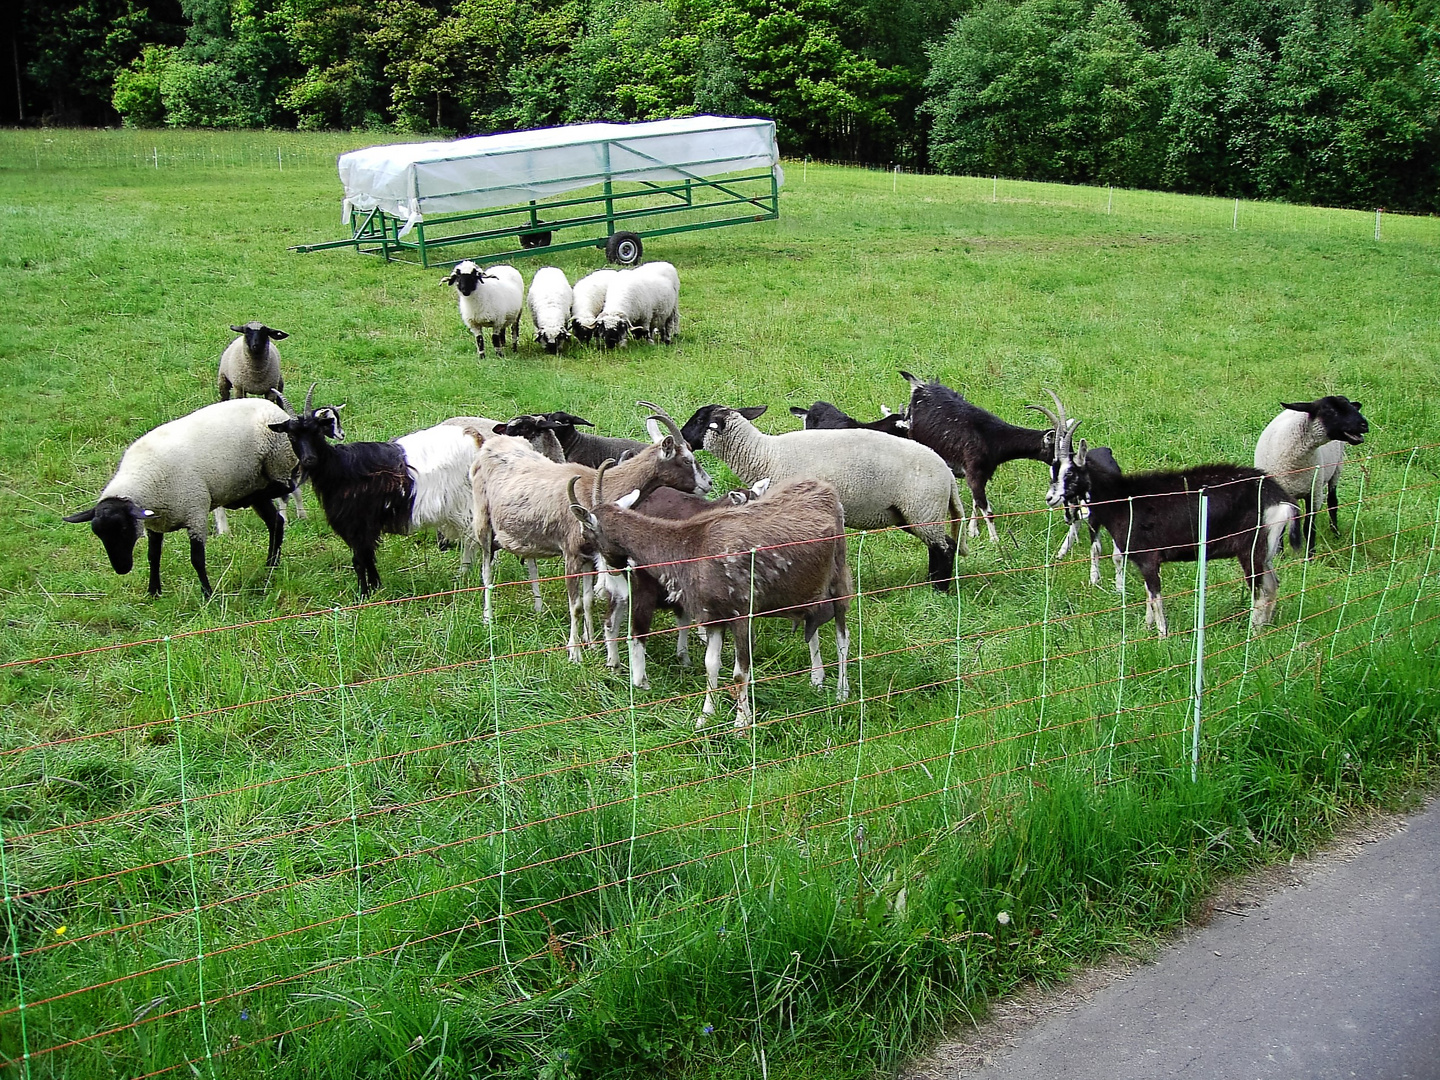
[1053,443,1124,588]
[900,371,1055,544]
[268,385,414,595]
[789,401,910,437]
[1034,393,1299,637]
[541,410,649,467]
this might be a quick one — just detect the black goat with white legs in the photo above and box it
[1034,393,1299,637]
[1052,443,1124,588]
[595,480,769,687]
[789,401,910,437]
[901,371,1056,543]
[572,466,851,730]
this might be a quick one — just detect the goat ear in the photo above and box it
[268,328,289,341]
[569,504,593,527]
[617,489,641,510]
[616,448,638,463]
[738,406,768,420]
[1075,439,1089,466]
[658,435,677,456]
[63,506,97,523]
[646,418,665,444]
[267,421,292,433]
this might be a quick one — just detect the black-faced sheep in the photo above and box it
[1254,396,1369,556]
[442,261,524,357]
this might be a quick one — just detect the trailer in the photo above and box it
[292,115,783,268]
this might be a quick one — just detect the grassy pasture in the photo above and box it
[1,129,1439,1079]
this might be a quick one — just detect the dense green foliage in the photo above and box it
[14,0,1440,208]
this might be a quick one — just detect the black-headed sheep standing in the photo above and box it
[527,266,574,354]
[1253,396,1369,556]
[443,261,524,356]
[680,404,966,589]
[64,397,300,599]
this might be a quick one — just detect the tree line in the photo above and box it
[14,0,1440,211]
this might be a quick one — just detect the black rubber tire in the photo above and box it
[605,231,643,266]
[519,229,552,249]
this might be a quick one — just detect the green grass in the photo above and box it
[1,130,1439,1080]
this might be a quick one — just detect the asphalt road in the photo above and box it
[921,797,1440,1080]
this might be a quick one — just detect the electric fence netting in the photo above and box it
[2,443,1438,1077]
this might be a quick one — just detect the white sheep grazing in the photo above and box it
[63,398,300,599]
[1254,396,1369,556]
[527,266,574,354]
[596,262,680,348]
[570,269,619,344]
[442,261,524,357]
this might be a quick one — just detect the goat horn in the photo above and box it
[637,400,683,444]
[592,458,615,506]
[1025,402,1061,429]
[303,381,317,415]
[1044,388,1068,427]
[567,475,581,511]
[270,388,297,418]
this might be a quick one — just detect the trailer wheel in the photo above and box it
[605,232,643,266]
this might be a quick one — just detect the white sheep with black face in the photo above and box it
[442,261,524,357]
[570,268,619,344]
[219,321,288,400]
[527,266,574,354]
[1254,395,1370,556]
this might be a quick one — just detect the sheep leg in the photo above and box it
[212,507,230,535]
[480,547,495,624]
[926,538,958,593]
[526,558,543,612]
[491,329,505,353]
[147,530,164,596]
[698,626,725,727]
[1298,492,1318,558]
[457,533,477,576]
[511,316,522,352]
[1327,479,1340,533]
[189,534,213,599]
[252,497,284,568]
[474,333,486,356]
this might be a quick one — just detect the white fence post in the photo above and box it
[1191,487,1209,782]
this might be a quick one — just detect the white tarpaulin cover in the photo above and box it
[338,116,782,234]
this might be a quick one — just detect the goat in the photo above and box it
[1254,396,1369,556]
[789,401,910,437]
[1051,444,1126,588]
[680,404,966,590]
[572,466,850,729]
[595,479,771,686]
[1033,392,1299,637]
[469,404,711,661]
[902,371,1056,544]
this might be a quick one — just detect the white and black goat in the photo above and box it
[902,371,1057,543]
[1254,396,1369,556]
[789,401,910,437]
[268,385,480,595]
[595,478,770,687]
[469,405,711,661]
[573,466,850,729]
[1050,441,1126,589]
[1034,393,1299,637]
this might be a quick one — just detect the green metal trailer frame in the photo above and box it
[291,168,780,269]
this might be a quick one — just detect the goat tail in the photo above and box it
[1266,501,1300,558]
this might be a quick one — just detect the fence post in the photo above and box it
[1191,489,1209,782]
[1233,199,1239,230]
[0,798,32,1080]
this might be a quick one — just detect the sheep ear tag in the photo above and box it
[617,489,642,510]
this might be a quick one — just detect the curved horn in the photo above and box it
[567,475,581,510]
[592,459,615,506]
[1044,388,1068,428]
[303,381,317,415]
[637,400,683,444]
[1025,402,1060,428]
[270,388,297,418]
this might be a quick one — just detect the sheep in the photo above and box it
[539,410,649,467]
[597,262,680,348]
[572,466,851,729]
[570,269,619,344]
[527,266,574,354]
[680,404,967,590]
[218,322,287,400]
[442,261,524,357]
[63,397,300,599]
[1253,396,1369,556]
[469,404,712,661]
[902,371,1057,544]
[595,478,771,686]
[266,385,484,595]
[1033,393,1299,637]
[789,401,910,437]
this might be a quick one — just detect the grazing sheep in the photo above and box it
[442,261,524,357]
[571,269,619,344]
[903,371,1057,543]
[469,405,711,661]
[267,385,484,595]
[789,401,910,437]
[597,262,680,348]
[218,322,287,400]
[63,397,300,599]
[680,404,966,589]
[527,266,574,354]
[1254,396,1369,556]
[574,467,851,729]
[1035,393,1299,636]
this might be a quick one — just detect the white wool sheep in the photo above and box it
[1254,396,1369,555]
[63,398,300,599]
[570,269,619,344]
[527,266,574,354]
[442,261,524,357]
[218,322,287,400]
[596,262,680,348]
